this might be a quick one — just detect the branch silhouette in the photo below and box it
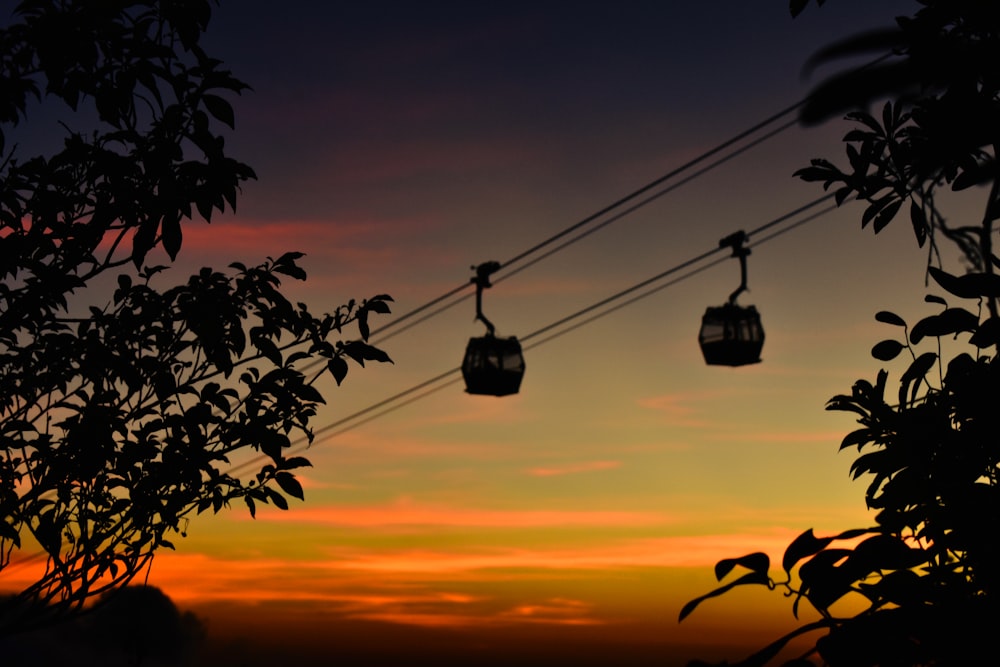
[0,1,392,635]
[682,1,1000,664]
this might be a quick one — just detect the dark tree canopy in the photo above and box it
[0,0,391,634]
[1,585,205,666]
[682,1,1000,665]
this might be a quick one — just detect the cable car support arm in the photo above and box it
[720,231,750,305]
[471,261,501,336]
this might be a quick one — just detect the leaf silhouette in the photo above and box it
[871,339,905,361]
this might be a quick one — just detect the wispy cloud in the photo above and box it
[176,216,447,265]
[316,531,803,574]
[497,598,602,626]
[246,496,667,528]
[116,214,462,300]
[345,597,603,629]
[637,391,733,427]
[143,554,609,628]
[526,460,621,477]
[139,529,803,629]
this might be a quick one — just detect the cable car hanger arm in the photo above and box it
[720,230,750,305]
[471,260,501,336]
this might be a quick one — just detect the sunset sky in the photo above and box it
[4,1,973,664]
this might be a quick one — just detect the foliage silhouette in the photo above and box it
[0,0,392,634]
[0,585,205,666]
[682,1,1000,664]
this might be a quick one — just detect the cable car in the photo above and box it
[462,335,525,396]
[699,231,765,366]
[461,261,526,396]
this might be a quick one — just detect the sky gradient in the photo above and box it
[4,1,968,665]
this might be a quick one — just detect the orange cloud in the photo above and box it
[291,473,343,491]
[4,528,815,635]
[142,552,610,629]
[526,460,621,477]
[315,531,803,574]
[342,596,604,629]
[103,215,460,301]
[181,530,799,580]
[497,598,602,626]
[168,216,444,264]
[133,528,803,629]
[246,497,667,528]
[637,391,732,427]
[305,429,508,463]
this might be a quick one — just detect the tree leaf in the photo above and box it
[846,534,927,575]
[357,310,370,340]
[280,456,313,471]
[899,352,938,407]
[715,552,770,581]
[678,571,769,622]
[970,317,1000,348]
[295,382,325,404]
[265,487,289,510]
[161,212,182,260]
[254,337,283,366]
[951,162,992,191]
[202,93,235,128]
[909,308,979,345]
[871,339,904,361]
[273,263,307,281]
[839,428,873,451]
[875,310,906,327]
[928,266,1000,298]
[328,356,349,385]
[872,198,903,233]
[342,340,393,366]
[275,251,305,263]
[275,472,304,500]
[924,294,947,306]
[834,185,853,205]
[783,529,835,574]
[909,200,927,247]
[365,299,392,315]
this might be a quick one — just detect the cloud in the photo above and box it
[246,496,667,528]
[341,596,604,629]
[167,216,446,265]
[526,461,621,477]
[141,529,804,630]
[149,529,804,589]
[314,531,804,574]
[498,598,602,626]
[636,391,732,427]
[291,474,339,491]
[144,552,610,629]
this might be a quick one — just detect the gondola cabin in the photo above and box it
[462,334,525,396]
[698,303,764,366]
[462,260,526,396]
